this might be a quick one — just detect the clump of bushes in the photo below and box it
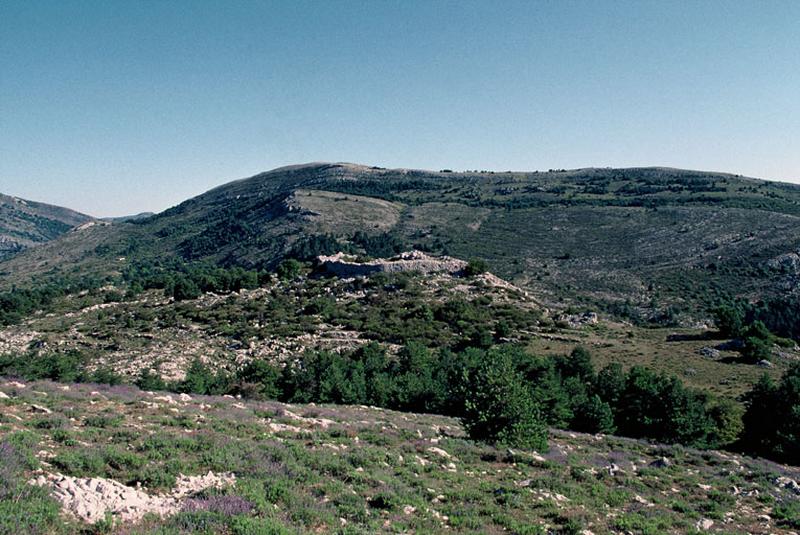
[141,343,742,452]
[739,363,800,464]
[713,302,796,363]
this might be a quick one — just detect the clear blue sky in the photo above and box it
[2,1,799,217]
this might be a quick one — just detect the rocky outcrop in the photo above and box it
[317,251,467,278]
[766,251,800,274]
[30,471,235,524]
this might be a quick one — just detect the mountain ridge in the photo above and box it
[2,162,800,322]
[0,192,93,261]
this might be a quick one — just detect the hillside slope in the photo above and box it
[3,163,800,320]
[0,193,93,261]
[2,378,799,534]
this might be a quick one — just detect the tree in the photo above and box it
[276,259,302,280]
[464,258,489,277]
[461,347,547,450]
[595,363,625,410]
[707,398,743,448]
[571,394,616,434]
[741,336,772,363]
[171,276,200,301]
[713,304,745,338]
[236,360,281,400]
[557,346,595,382]
[740,365,800,463]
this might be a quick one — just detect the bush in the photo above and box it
[713,304,744,338]
[464,258,489,277]
[171,276,201,301]
[740,364,800,463]
[461,347,547,450]
[235,360,281,400]
[276,259,303,280]
[741,336,772,363]
[0,437,62,535]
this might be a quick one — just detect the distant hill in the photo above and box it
[0,193,93,261]
[2,162,800,321]
[101,212,155,223]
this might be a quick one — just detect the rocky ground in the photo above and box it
[1,378,799,534]
[0,267,543,382]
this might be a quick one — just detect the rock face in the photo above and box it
[318,251,467,278]
[30,471,235,524]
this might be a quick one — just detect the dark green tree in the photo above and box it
[461,346,547,450]
[713,304,745,338]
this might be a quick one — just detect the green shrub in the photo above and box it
[461,346,547,450]
[464,258,489,277]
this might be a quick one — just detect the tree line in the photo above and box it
[1,341,797,463]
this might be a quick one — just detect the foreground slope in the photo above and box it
[3,163,800,321]
[0,193,93,261]
[2,378,799,534]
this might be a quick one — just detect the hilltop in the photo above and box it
[0,193,92,261]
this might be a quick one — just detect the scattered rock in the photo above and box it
[178,393,192,402]
[29,404,52,414]
[557,311,599,328]
[606,463,625,476]
[757,359,773,368]
[776,477,800,495]
[698,347,721,358]
[0,391,9,399]
[268,422,303,434]
[696,518,714,531]
[649,457,671,468]
[427,447,452,459]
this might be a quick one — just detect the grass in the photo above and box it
[1,378,799,534]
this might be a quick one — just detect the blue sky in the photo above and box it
[1,1,799,216]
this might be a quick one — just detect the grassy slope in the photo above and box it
[2,378,799,534]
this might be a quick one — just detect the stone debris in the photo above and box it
[0,391,9,399]
[30,471,235,525]
[284,409,335,429]
[775,476,800,495]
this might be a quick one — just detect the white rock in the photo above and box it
[30,404,52,414]
[427,447,451,459]
[696,518,714,531]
